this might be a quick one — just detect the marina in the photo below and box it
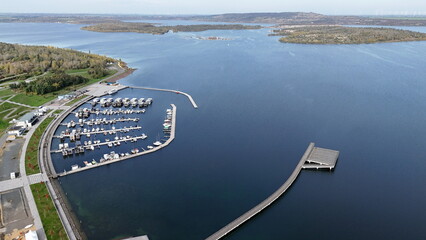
[57,104,177,177]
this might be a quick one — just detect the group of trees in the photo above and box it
[0,42,114,78]
[10,72,88,95]
[271,26,426,44]
[81,22,261,35]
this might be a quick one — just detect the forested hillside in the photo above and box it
[0,42,114,78]
[271,26,426,44]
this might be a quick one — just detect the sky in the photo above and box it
[2,0,426,15]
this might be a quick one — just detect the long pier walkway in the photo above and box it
[128,86,198,109]
[57,104,176,177]
[205,142,339,240]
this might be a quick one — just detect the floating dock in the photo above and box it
[60,117,139,127]
[128,86,198,109]
[53,126,142,139]
[205,142,339,240]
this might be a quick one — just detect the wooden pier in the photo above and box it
[128,86,198,109]
[57,104,177,177]
[205,143,339,240]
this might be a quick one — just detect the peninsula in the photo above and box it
[0,42,126,133]
[270,25,426,44]
[81,22,262,34]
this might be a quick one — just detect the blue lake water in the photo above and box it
[1,22,426,240]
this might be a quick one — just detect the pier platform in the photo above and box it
[302,147,339,170]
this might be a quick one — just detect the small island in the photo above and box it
[81,22,261,35]
[270,25,426,44]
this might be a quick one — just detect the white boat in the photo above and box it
[71,165,79,170]
[153,141,162,146]
[147,145,154,149]
[141,134,147,139]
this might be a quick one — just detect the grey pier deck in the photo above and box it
[205,142,339,240]
[303,146,339,170]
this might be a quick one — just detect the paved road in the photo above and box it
[0,138,24,181]
[0,178,24,192]
[18,114,52,240]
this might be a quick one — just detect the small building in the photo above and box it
[7,125,25,136]
[16,112,38,128]
[57,94,75,100]
[6,135,16,142]
[34,106,48,116]
[25,230,39,240]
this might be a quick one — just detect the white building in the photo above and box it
[15,112,38,128]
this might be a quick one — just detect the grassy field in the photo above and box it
[0,102,31,134]
[0,68,117,133]
[4,68,117,107]
[30,183,67,240]
[26,116,55,175]
[10,93,56,107]
[53,109,63,114]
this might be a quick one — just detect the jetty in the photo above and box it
[128,86,198,109]
[205,143,339,240]
[56,104,177,177]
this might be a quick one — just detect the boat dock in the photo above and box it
[60,117,139,127]
[51,134,146,154]
[56,104,177,177]
[128,86,198,109]
[205,143,339,240]
[53,126,142,139]
[72,108,146,116]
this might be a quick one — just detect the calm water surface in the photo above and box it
[1,22,426,240]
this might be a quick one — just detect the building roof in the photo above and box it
[6,135,16,141]
[18,112,36,122]
[25,230,39,240]
[9,125,24,131]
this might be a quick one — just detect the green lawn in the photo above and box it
[30,183,67,240]
[0,102,31,134]
[3,68,117,107]
[0,88,14,97]
[11,93,56,107]
[26,116,55,175]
